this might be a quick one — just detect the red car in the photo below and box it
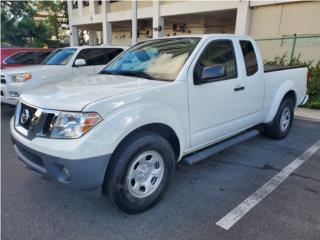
[1,47,53,69]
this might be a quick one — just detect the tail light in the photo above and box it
[307,69,311,81]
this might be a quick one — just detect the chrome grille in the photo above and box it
[18,103,37,130]
[15,102,59,139]
[43,113,56,134]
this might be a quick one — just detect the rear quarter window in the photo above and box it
[240,40,258,76]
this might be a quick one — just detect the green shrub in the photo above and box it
[265,54,320,110]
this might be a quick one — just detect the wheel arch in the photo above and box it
[102,123,181,193]
[283,90,297,106]
[264,81,297,123]
[110,123,181,163]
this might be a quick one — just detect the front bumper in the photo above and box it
[1,96,19,105]
[1,83,19,105]
[299,94,309,106]
[11,130,111,190]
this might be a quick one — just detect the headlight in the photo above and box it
[51,112,102,139]
[11,73,32,82]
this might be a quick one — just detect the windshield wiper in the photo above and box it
[120,71,155,80]
[100,70,114,75]
[100,70,155,80]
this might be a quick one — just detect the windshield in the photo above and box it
[101,38,201,81]
[42,48,77,65]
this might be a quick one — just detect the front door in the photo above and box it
[93,48,124,73]
[72,49,98,77]
[188,39,248,149]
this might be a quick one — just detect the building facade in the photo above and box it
[68,0,320,62]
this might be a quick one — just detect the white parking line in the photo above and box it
[216,139,320,231]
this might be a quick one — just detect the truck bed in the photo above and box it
[264,64,307,73]
[262,65,308,123]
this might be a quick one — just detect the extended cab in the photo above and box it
[10,35,308,213]
[1,45,127,105]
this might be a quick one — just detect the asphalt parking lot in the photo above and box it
[1,104,320,240]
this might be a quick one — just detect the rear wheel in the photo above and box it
[263,97,294,140]
[103,132,175,213]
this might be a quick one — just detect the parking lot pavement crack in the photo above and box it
[215,160,282,172]
[216,159,320,183]
[290,172,320,183]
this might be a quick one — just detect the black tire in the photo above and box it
[103,132,175,214]
[263,97,294,140]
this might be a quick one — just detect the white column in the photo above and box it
[70,26,79,47]
[103,22,112,45]
[103,0,112,45]
[235,1,250,35]
[152,0,164,38]
[67,0,73,25]
[132,0,137,45]
[88,30,98,46]
[91,0,97,15]
[78,0,83,17]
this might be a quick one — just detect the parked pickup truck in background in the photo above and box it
[1,45,127,105]
[10,35,309,213]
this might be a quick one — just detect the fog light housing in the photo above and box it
[62,167,71,182]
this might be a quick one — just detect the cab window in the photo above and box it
[75,48,124,66]
[240,40,258,76]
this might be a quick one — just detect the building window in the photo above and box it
[72,0,78,9]
[98,1,102,5]
[83,0,89,7]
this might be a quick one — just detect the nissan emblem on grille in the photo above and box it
[20,109,30,124]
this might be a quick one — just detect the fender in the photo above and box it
[89,101,187,160]
[264,79,296,123]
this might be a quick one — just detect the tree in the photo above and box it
[1,1,68,47]
[1,1,36,46]
[79,30,86,45]
[1,7,50,47]
[1,10,22,46]
[17,18,51,47]
[0,1,35,18]
[38,0,68,47]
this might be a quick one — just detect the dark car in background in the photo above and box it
[1,48,53,69]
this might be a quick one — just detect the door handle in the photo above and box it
[234,86,245,92]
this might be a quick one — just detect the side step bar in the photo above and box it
[183,130,259,165]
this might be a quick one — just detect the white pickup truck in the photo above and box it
[11,35,308,213]
[1,45,127,105]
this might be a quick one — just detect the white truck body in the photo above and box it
[10,35,308,212]
[1,45,127,105]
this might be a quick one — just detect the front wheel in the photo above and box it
[262,97,294,140]
[103,132,175,214]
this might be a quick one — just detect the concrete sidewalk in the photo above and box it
[295,107,320,122]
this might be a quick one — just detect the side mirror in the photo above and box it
[201,64,225,81]
[74,59,86,67]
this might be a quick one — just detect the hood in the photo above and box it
[21,74,168,111]
[1,64,62,75]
